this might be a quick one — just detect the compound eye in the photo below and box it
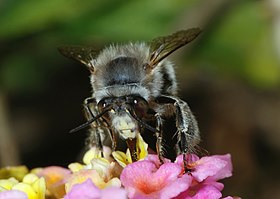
[97,99,108,112]
[131,96,149,118]
[97,98,113,121]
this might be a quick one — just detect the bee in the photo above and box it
[58,28,201,169]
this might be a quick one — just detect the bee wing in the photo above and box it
[58,45,100,72]
[148,28,202,68]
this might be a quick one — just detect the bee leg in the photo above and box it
[84,97,104,156]
[155,113,164,164]
[110,130,117,151]
[174,99,200,172]
[156,95,200,172]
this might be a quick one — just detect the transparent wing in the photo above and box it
[58,45,100,70]
[148,28,202,67]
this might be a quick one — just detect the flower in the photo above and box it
[13,173,46,199]
[83,146,113,165]
[175,180,224,199]
[64,179,126,199]
[38,166,71,198]
[176,154,232,182]
[120,155,192,199]
[0,173,46,199]
[0,178,19,191]
[0,178,28,199]
[0,133,239,198]
[65,134,148,194]
[68,146,121,178]
[0,190,28,199]
[65,147,122,194]
[112,133,148,167]
[65,167,122,193]
[0,166,28,181]
[174,154,233,199]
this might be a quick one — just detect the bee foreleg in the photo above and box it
[157,95,200,171]
[155,113,164,164]
[174,98,200,172]
[84,97,104,154]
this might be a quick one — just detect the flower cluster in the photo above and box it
[0,134,238,199]
[0,166,45,199]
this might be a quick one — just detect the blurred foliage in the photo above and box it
[0,0,196,93]
[0,0,279,93]
[0,0,194,41]
[192,0,280,88]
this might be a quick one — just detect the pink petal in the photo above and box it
[100,187,127,199]
[176,154,232,182]
[64,179,101,199]
[64,179,126,199]
[0,190,28,199]
[209,154,232,181]
[38,166,71,198]
[175,183,222,199]
[145,155,171,167]
[159,174,192,199]
[191,184,222,199]
[38,166,71,177]
[121,160,191,199]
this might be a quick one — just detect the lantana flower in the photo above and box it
[63,134,149,197]
[64,178,127,199]
[0,134,239,198]
[174,154,233,199]
[0,189,28,199]
[175,154,233,182]
[37,166,71,198]
[120,153,235,199]
[0,166,28,181]
[0,172,46,199]
[112,133,149,167]
[120,156,192,199]
[65,146,123,195]
[65,164,122,193]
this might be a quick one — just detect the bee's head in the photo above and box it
[97,95,155,139]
